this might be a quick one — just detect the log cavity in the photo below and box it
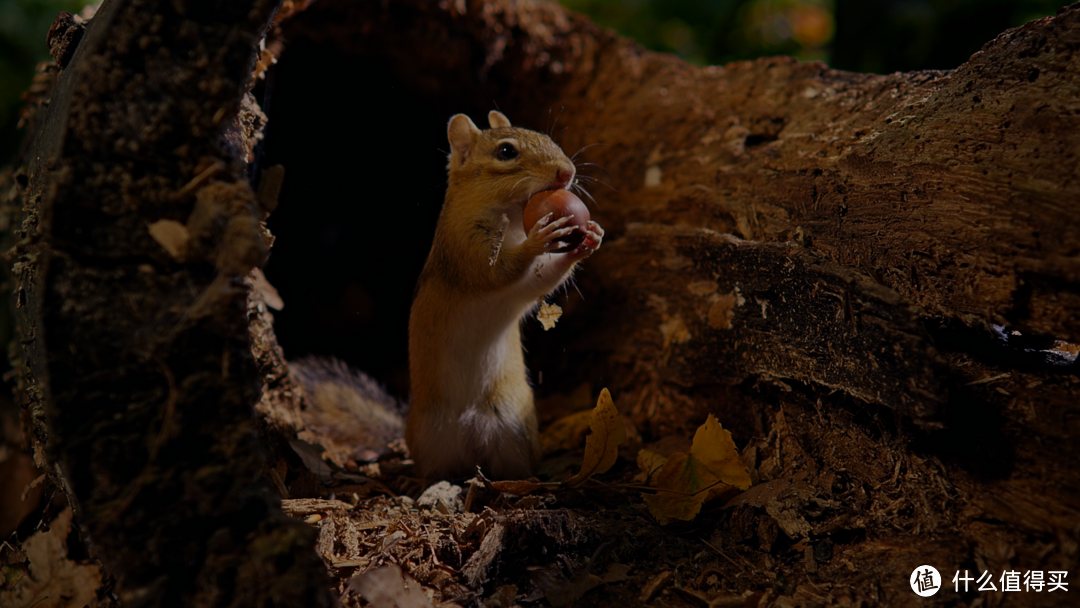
[257,48,439,396]
[257,34,536,397]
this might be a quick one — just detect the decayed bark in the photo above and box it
[7,0,1080,606]
[6,0,332,606]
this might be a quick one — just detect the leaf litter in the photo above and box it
[278,388,867,607]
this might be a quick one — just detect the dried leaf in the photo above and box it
[601,562,631,583]
[642,453,710,524]
[643,415,751,524]
[349,564,433,608]
[531,566,604,607]
[0,507,101,608]
[690,415,752,498]
[483,584,518,608]
[531,562,629,607]
[536,301,563,330]
[565,389,627,487]
[635,448,668,484]
[540,409,593,454]
[147,219,190,259]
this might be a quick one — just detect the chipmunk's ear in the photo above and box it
[447,114,481,170]
[488,110,511,129]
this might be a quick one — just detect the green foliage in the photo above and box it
[0,0,86,159]
[831,0,1069,73]
[0,1,1072,162]
[559,0,1068,71]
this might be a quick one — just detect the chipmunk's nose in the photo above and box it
[554,166,575,189]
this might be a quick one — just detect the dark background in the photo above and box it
[559,0,1069,71]
[0,0,1071,399]
[3,0,1070,173]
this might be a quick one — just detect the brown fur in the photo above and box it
[406,111,603,480]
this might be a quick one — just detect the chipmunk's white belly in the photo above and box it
[426,286,538,477]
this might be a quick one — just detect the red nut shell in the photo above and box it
[522,189,590,253]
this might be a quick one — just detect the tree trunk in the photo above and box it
[6,0,1078,606]
[6,0,332,606]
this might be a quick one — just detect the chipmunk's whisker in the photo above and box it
[547,106,565,137]
[570,142,606,161]
[509,175,532,198]
[574,173,617,193]
[570,182,599,208]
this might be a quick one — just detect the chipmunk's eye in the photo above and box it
[495,142,519,161]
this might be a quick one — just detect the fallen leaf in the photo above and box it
[643,414,751,524]
[565,389,627,487]
[0,507,101,608]
[536,301,563,330]
[639,570,674,603]
[349,564,433,608]
[601,562,631,583]
[642,453,710,524]
[690,415,752,498]
[147,219,190,259]
[530,562,630,607]
[635,449,667,484]
[483,584,518,608]
[540,409,593,454]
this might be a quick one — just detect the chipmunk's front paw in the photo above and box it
[527,212,579,252]
[567,220,604,260]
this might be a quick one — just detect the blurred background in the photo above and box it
[559,0,1066,69]
[0,0,1070,163]
[1,0,85,160]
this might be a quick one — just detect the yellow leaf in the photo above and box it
[565,389,626,487]
[643,415,751,524]
[540,409,593,455]
[635,449,668,484]
[690,415,752,496]
[642,452,709,524]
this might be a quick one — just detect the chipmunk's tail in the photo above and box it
[289,356,405,463]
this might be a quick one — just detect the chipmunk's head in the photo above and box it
[445,111,575,212]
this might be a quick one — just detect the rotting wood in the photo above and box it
[5,0,333,606]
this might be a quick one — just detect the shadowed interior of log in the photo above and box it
[257,22,593,400]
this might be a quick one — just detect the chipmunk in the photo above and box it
[406,111,604,480]
[289,112,602,481]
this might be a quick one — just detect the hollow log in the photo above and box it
[7,0,332,606]
[6,0,1079,606]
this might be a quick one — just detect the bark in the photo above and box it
[6,0,1080,606]
[6,0,332,606]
